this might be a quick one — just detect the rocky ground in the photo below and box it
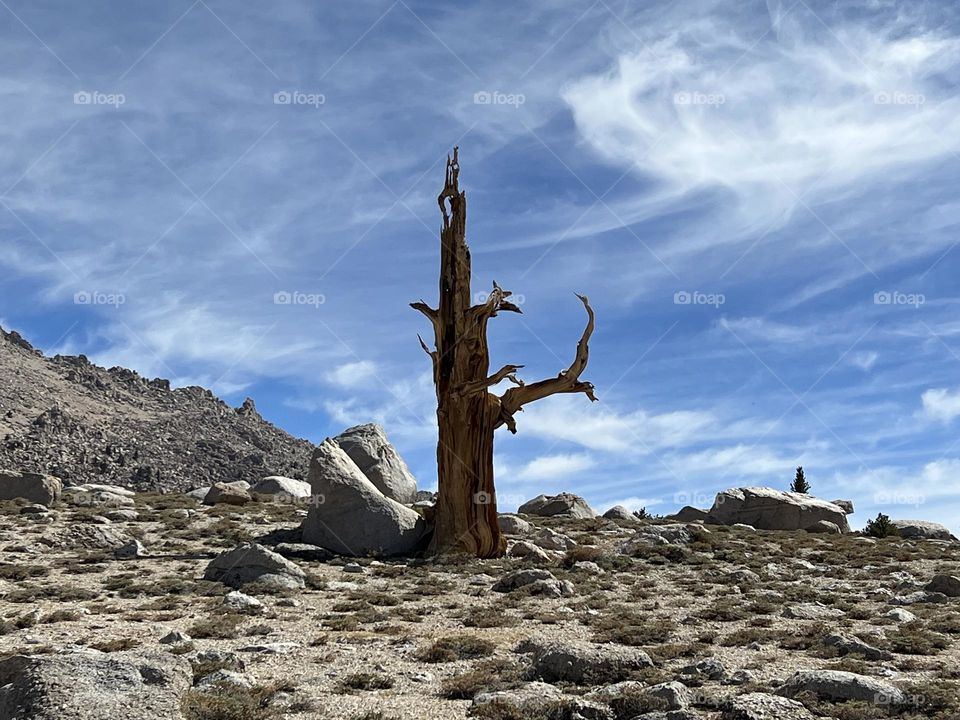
[0,326,313,491]
[1,492,959,720]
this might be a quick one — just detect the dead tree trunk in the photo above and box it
[412,148,597,558]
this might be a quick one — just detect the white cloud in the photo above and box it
[320,370,437,446]
[921,387,960,423]
[325,360,378,389]
[562,28,960,231]
[833,458,960,507]
[668,444,799,476]
[718,317,815,345]
[519,395,716,453]
[509,453,594,482]
[849,351,878,371]
[604,496,661,513]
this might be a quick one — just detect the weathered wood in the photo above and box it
[412,147,597,558]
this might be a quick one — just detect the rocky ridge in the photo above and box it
[0,326,314,493]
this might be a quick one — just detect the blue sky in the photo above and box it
[2,0,960,532]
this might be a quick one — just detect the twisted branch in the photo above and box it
[495,293,597,433]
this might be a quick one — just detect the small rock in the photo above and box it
[884,608,917,623]
[645,681,693,710]
[888,591,949,605]
[498,514,532,534]
[925,574,960,597]
[343,563,364,574]
[680,657,727,682]
[192,649,244,672]
[159,630,192,645]
[823,633,892,661]
[805,520,841,534]
[507,540,553,564]
[237,642,299,654]
[782,603,844,620]
[272,543,334,562]
[223,590,264,615]
[831,499,855,514]
[493,569,563,594]
[114,539,146,559]
[728,568,760,584]
[534,527,577,551]
[723,692,815,720]
[19,504,50,515]
[196,669,254,689]
[104,509,139,522]
[777,670,904,705]
[726,670,755,685]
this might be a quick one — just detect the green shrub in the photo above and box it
[864,513,899,538]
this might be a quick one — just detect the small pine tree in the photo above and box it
[864,512,899,538]
[633,507,650,520]
[790,466,810,494]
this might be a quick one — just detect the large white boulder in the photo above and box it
[0,470,61,505]
[300,439,426,556]
[0,649,192,720]
[62,484,134,508]
[518,493,596,519]
[777,670,904,705]
[602,505,636,521]
[251,476,313,502]
[333,424,417,504]
[203,482,251,506]
[706,487,850,532]
[891,519,957,541]
[204,542,306,590]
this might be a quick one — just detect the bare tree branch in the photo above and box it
[458,363,525,397]
[411,301,438,321]
[471,281,523,320]
[495,293,597,432]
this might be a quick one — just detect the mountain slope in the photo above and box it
[0,326,314,492]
